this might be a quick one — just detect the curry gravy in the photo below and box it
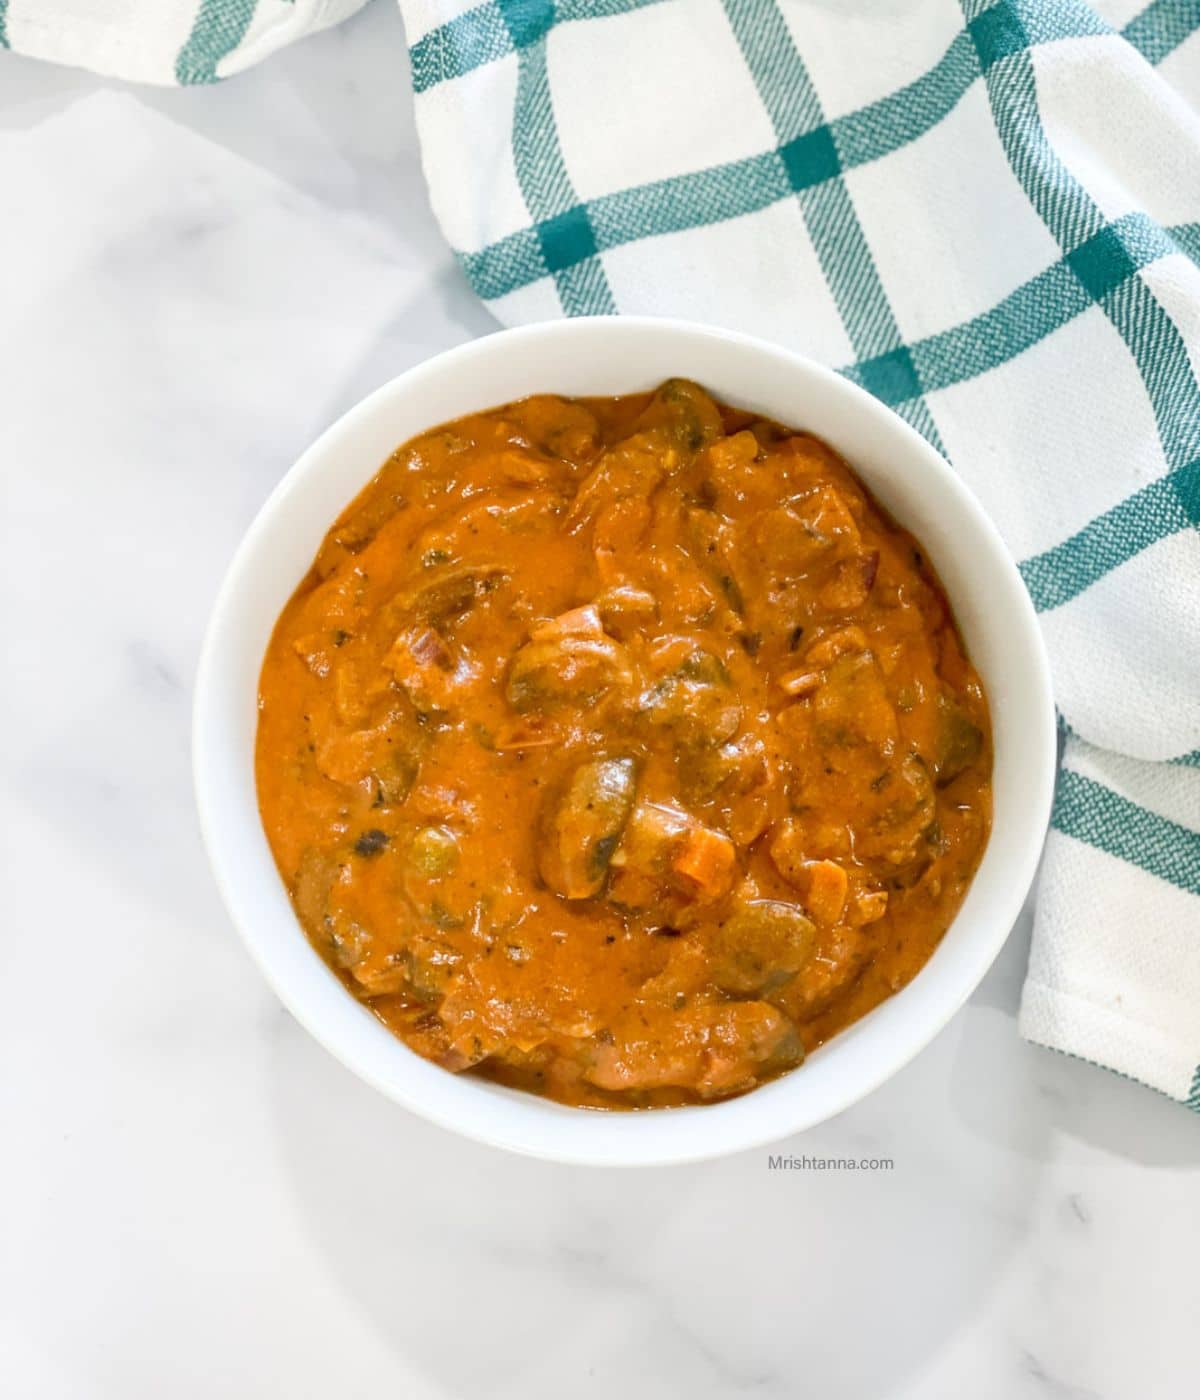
[256,382,992,1107]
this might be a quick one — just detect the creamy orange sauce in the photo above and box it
[256,382,992,1108]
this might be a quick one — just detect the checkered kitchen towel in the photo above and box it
[0,1,368,84]
[395,0,1200,1109]
[5,0,1198,1107]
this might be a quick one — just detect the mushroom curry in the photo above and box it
[256,381,992,1108]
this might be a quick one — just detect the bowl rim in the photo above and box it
[193,315,1057,1166]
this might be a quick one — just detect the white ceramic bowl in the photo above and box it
[194,317,1056,1166]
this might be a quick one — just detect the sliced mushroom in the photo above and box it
[293,847,340,936]
[539,756,637,899]
[607,801,736,912]
[506,631,632,714]
[634,378,725,451]
[594,583,659,637]
[751,484,862,581]
[934,693,984,786]
[782,925,875,1020]
[583,1000,802,1098]
[854,752,937,868]
[684,508,746,617]
[812,649,898,754]
[371,746,420,807]
[518,394,600,462]
[638,648,742,748]
[709,899,816,997]
[390,565,507,630]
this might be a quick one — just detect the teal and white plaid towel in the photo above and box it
[396,0,1200,1109]
[0,1,368,84]
[6,0,1199,1108]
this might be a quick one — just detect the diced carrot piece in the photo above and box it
[673,825,737,899]
[854,888,889,926]
[778,669,822,698]
[803,860,849,926]
[767,818,806,886]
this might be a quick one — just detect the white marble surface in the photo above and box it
[2,6,1197,1397]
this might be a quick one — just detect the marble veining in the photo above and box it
[1,4,1196,1396]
